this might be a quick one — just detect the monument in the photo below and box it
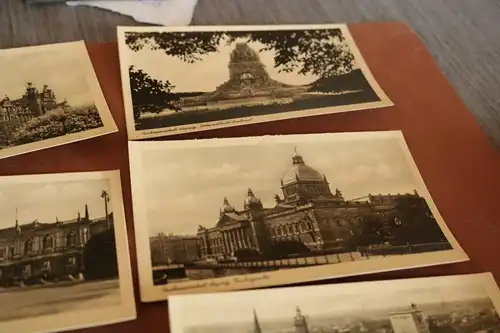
[179,42,309,109]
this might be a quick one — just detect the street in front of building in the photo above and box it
[0,279,120,322]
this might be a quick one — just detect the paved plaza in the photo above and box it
[0,279,120,322]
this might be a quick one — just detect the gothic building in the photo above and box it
[0,83,67,139]
[252,306,310,333]
[0,203,113,287]
[197,149,422,258]
[294,307,310,333]
[253,309,263,333]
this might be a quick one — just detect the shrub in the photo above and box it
[9,105,104,146]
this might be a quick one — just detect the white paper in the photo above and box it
[66,0,198,26]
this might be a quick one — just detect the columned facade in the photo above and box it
[197,149,424,258]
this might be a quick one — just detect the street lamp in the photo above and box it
[101,190,110,229]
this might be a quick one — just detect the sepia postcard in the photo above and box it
[168,273,500,333]
[117,24,393,140]
[129,131,468,302]
[0,170,136,333]
[0,41,117,160]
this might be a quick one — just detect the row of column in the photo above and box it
[222,228,253,255]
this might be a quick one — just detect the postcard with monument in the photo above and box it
[0,170,136,333]
[118,24,393,140]
[168,273,500,333]
[0,41,117,160]
[129,130,468,302]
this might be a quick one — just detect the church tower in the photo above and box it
[294,307,309,333]
[253,309,262,333]
[244,189,268,253]
[24,82,43,116]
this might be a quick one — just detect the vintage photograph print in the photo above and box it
[118,24,393,139]
[0,171,135,333]
[129,131,467,302]
[169,273,500,333]
[0,41,117,160]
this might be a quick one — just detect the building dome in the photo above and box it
[281,150,325,186]
[220,197,235,213]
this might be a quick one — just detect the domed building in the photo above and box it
[279,148,344,205]
[197,149,420,258]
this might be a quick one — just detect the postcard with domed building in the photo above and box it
[129,131,468,302]
[0,170,136,333]
[117,24,393,140]
[168,273,500,333]
[0,41,117,160]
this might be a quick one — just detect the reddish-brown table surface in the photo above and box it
[0,21,499,333]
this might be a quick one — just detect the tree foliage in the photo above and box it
[83,228,118,280]
[125,29,356,78]
[356,195,448,247]
[233,248,260,261]
[391,195,447,245]
[9,106,103,146]
[265,240,310,259]
[129,65,181,121]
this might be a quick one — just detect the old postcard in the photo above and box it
[169,273,500,333]
[129,131,468,302]
[118,24,393,140]
[0,41,117,160]
[0,170,136,333]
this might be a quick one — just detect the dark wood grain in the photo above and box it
[1,0,498,146]
[0,21,499,333]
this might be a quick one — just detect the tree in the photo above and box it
[82,229,118,280]
[9,106,103,146]
[265,240,310,259]
[125,29,356,79]
[129,65,181,121]
[233,248,260,261]
[391,195,447,245]
[355,214,385,247]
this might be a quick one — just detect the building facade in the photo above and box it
[0,204,113,287]
[150,233,200,265]
[197,149,422,258]
[0,83,68,141]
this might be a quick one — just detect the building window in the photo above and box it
[0,248,5,261]
[23,264,32,277]
[82,228,90,244]
[42,260,51,271]
[24,238,34,255]
[42,235,54,252]
[68,257,76,265]
[66,232,77,248]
